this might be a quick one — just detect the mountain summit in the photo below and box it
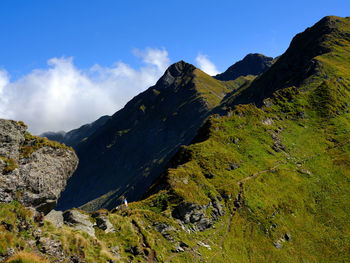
[215,53,274,81]
[227,15,350,106]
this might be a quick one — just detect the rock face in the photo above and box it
[215,53,274,81]
[0,119,78,214]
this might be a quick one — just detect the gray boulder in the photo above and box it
[45,210,64,228]
[63,210,95,237]
[96,215,115,233]
[172,200,223,231]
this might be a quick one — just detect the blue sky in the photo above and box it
[1,0,349,76]
[0,0,349,133]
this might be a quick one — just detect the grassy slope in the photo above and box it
[155,16,350,262]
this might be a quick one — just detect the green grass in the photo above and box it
[20,132,73,158]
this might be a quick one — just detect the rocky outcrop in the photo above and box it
[0,119,78,214]
[63,210,95,237]
[172,198,224,231]
[45,210,64,228]
[91,210,115,233]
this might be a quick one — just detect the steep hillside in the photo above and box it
[41,115,111,150]
[138,15,350,262]
[57,61,234,211]
[215,53,274,81]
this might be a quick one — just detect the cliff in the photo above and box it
[0,119,78,214]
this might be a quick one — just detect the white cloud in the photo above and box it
[195,53,219,76]
[0,48,170,134]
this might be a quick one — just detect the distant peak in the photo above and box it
[157,60,196,87]
[244,53,267,58]
[167,60,195,75]
[215,53,274,81]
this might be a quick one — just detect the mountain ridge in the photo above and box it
[57,61,232,211]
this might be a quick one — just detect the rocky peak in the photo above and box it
[215,53,274,81]
[226,16,350,107]
[285,16,343,60]
[156,60,196,88]
[0,119,78,214]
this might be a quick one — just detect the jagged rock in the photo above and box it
[196,217,212,231]
[0,187,14,203]
[285,233,292,241]
[271,132,286,153]
[63,210,95,237]
[274,240,283,249]
[172,200,222,231]
[211,197,224,220]
[197,241,211,250]
[38,236,65,260]
[91,210,115,233]
[173,245,184,253]
[96,215,115,233]
[179,241,189,248]
[262,118,274,125]
[152,222,175,241]
[45,210,64,228]
[0,119,78,215]
[211,198,224,216]
[172,203,202,224]
[226,162,240,171]
[0,120,26,159]
[0,247,15,262]
[110,245,121,259]
[158,61,194,87]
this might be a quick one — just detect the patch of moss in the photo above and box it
[20,132,73,158]
[0,156,18,173]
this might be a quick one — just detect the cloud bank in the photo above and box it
[195,54,219,76]
[0,48,170,134]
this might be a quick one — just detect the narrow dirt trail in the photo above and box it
[131,219,156,263]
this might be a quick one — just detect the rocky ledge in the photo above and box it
[172,196,224,231]
[0,119,78,214]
